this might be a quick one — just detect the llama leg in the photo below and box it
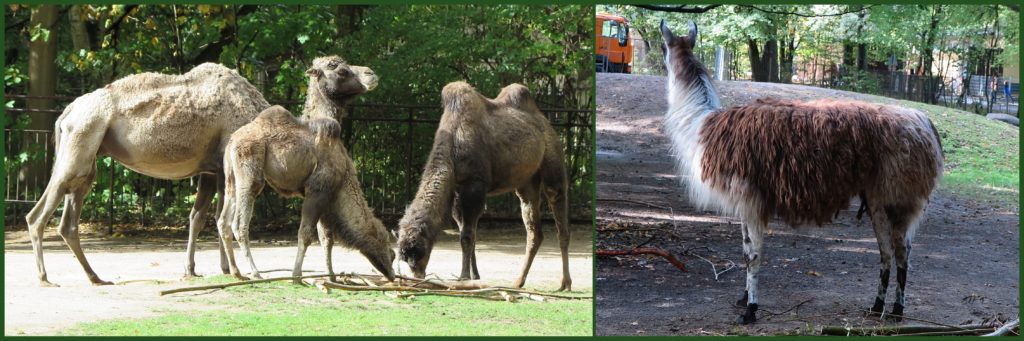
[512,182,543,288]
[317,222,336,282]
[57,167,111,285]
[889,206,918,321]
[453,181,486,281]
[292,193,327,284]
[183,173,217,278]
[736,223,751,307]
[868,203,895,316]
[737,220,765,325]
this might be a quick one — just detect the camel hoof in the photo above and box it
[250,273,263,280]
[556,284,571,292]
[232,274,250,281]
[91,279,115,286]
[39,280,60,288]
[182,273,202,281]
[511,280,526,288]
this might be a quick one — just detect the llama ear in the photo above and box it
[660,19,675,42]
[687,21,698,46]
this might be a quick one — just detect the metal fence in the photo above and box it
[4,94,594,229]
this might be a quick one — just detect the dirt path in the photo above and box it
[595,73,1019,336]
[4,224,592,335]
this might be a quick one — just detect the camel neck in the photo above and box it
[304,84,346,120]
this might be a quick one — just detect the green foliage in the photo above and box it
[4,5,594,227]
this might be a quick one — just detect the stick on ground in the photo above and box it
[597,248,688,272]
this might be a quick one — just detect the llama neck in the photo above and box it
[666,70,720,121]
[304,83,348,120]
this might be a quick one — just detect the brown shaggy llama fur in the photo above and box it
[700,98,943,226]
[660,20,943,324]
[397,81,572,291]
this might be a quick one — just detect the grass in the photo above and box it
[896,100,1019,208]
[60,276,592,336]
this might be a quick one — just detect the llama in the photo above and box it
[397,82,572,291]
[659,21,943,324]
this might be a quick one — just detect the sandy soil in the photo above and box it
[4,224,593,335]
[594,73,1019,336]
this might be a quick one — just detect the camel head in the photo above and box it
[305,55,378,106]
[397,214,435,279]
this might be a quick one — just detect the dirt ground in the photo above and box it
[595,73,1019,336]
[4,223,593,335]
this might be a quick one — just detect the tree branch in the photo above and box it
[188,5,259,65]
[738,4,874,18]
[632,4,722,14]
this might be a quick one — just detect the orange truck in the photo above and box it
[596,13,632,73]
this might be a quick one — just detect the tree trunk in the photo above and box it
[748,38,779,82]
[23,5,60,193]
[779,37,796,84]
[68,5,91,52]
[920,5,942,76]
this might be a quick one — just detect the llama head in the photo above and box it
[306,56,379,104]
[660,20,698,70]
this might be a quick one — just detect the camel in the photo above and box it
[24,56,376,286]
[218,106,395,283]
[216,57,391,282]
[397,81,572,291]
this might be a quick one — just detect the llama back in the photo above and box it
[695,98,942,225]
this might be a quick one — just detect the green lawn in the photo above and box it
[898,100,1019,208]
[61,276,593,336]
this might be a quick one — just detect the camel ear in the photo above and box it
[305,67,322,78]
[687,21,698,47]
[660,19,675,42]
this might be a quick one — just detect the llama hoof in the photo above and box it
[735,303,758,325]
[735,313,757,325]
[886,303,905,321]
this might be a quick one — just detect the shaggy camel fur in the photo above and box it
[217,56,386,282]
[219,106,395,283]
[24,56,376,286]
[660,21,943,324]
[397,81,572,291]
[25,63,269,286]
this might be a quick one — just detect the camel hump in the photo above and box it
[256,105,294,121]
[441,81,487,118]
[495,83,539,112]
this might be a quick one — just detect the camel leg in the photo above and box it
[317,222,336,282]
[215,175,230,274]
[25,176,69,287]
[737,219,765,325]
[216,171,245,280]
[183,173,217,278]
[453,181,486,281]
[541,161,572,292]
[292,192,328,284]
[867,202,895,317]
[512,181,543,288]
[232,182,263,280]
[56,166,111,285]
